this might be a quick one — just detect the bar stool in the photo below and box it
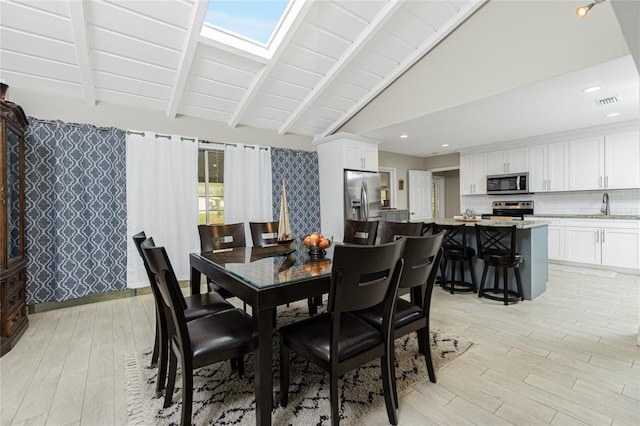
[475,224,524,305]
[432,224,477,293]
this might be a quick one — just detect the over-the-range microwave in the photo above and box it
[486,172,530,195]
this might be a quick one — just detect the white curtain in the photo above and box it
[126,132,200,288]
[224,144,273,246]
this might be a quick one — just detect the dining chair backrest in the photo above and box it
[398,231,445,290]
[343,219,379,245]
[432,223,469,252]
[198,223,246,252]
[140,239,191,355]
[329,238,405,314]
[379,221,423,244]
[249,221,279,247]
[475,224,518,264]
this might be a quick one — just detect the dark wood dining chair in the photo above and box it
[343,219,379,245]
[475,224,524,305]
[379,221,423,243]
[132,232,235,396]
[355,231,445,404]
[278,238,406,426]
[249,221,279,247]
[432,223,477,293]
[197,223,247,308]
[141,238,256,426]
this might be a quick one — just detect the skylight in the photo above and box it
[204,0,291,46]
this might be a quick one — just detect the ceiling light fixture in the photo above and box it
[400,134,408,139]
[605,112,620,117]
[576,0,607,19]
[582,86,601,93]
[441,144,449,147]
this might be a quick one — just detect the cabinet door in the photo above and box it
[565,226,601,264]
[506,148,528,172]
[362,146,378,171]
[459,155,475,195]
[547,142,569,191]
[528,145,547,192]
[605,132,640,189]
[569,137,603,190]
[472,154,487,194]
[548,225,564,260]
[344,146,365,170]
[486,151,507,175]
[601,228,640,269]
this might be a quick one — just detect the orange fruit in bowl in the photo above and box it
[318,238,329,249]
[308,233,320,246]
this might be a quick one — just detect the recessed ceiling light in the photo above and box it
[582,86,601,93]
[605,112,620,118]
[441,144,449,147]
[400,134,408,139]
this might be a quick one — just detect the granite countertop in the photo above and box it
[526,214,640,220]
[424,218,547,229]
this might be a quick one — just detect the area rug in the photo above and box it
[125,301,472,425]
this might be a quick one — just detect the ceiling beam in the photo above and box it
[320,0,487,138]
[68,0,96,106]
[228,0,312,128]
[278,0,405,135]
[166,0,210,119]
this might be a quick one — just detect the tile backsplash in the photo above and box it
[461,189,640,216]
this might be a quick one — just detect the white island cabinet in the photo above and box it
[314,132,380,242]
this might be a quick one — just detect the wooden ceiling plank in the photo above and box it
[68,0,96,106]
[278,0,405,135]
[166,0,209,118]
[320,0,486,138]
[228,0,313,128]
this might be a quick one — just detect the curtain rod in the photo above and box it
[200,140,269,150]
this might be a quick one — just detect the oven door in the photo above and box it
[491,209,524,220]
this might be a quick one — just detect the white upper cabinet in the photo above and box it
[486,148,528,175]
[604,131,640,189]
[344,143,378,171]
[528,142,569,192]
[569,130,640,191]
[460,153,487,195]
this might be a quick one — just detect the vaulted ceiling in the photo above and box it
[0,0,483,139]
[1,0,637,157]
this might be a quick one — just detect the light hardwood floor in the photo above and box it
[1,263,639,425]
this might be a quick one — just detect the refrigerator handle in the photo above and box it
[361,182,369,220]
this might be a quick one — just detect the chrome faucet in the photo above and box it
[601,192,610,215]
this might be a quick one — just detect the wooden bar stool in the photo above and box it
[432,224,477,293]
[475,224,524,305]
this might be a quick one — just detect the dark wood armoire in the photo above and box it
[1,83,29,356]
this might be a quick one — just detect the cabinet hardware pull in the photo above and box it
[604,176,608,188]
[602,229,605,242]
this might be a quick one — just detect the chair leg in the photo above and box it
[458,260,465,292]
[420,327,436,383]
[330,372,339,426]
[164,350,177,408]
[151,311,160,366]
[180,357,194,426]
[478,263,488,298]
[231,355,244,378]
[468,257,477,292]
[381,354,399,425]
[307,297,317,316]
[279,344,290,407]
[449,260,455,294]
[503,267,509,305]
[155,323,169,397]
[515,267,524,301]
[493,267,499,293]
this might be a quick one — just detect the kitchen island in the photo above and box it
[424,219,549,301]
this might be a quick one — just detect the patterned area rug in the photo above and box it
[125,301,472,425]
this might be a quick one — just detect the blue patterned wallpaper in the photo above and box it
[24,120,127,304]
[271,149,321,238]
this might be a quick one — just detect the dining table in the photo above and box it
[189,240,333,426]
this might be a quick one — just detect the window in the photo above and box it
[198,149,224,224]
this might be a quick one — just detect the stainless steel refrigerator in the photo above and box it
[344,170,382,221]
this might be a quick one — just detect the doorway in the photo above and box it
[432,176,446,218]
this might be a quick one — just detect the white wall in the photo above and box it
[7,87,315,151]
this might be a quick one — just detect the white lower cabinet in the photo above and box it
[565,220,640,269]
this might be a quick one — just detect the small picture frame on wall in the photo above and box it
[398,179,404,190]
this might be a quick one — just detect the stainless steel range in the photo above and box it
[482,201,534,220]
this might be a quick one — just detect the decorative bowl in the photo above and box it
[303,232,332,259]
